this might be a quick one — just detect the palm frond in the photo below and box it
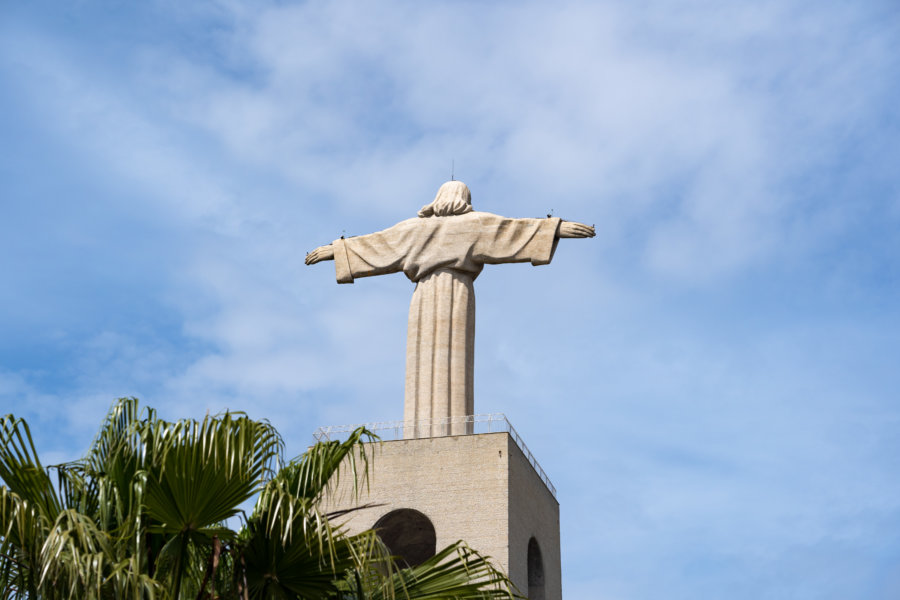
[53,461,98,518]
[0,416,61,519]
[37,508,118,597]
[239,514,362,600]
[84,398,150,533]
[235,429,379,599]
[142,412,282,537]
[367,541,522,600]
[0,488,45,599]
[85,397,145,474]
[276,427,378,508]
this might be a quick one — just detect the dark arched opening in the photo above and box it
[373,508,437,567]
[527,537,545,600]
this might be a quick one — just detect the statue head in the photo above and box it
[418,181,473,218]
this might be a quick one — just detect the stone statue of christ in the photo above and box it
[306,181,594,437]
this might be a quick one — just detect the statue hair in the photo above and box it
[418,181,473,218]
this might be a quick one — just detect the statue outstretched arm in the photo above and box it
[305,244,334,265]
[557,221,595,239]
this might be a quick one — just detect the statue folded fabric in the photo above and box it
[306,181,594,437]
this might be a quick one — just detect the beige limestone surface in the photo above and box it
[322,432,561,600]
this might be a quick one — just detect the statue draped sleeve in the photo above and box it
[331,219,418,284]
[472,214,561,266]
[332,213,561,284]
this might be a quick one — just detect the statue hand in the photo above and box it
[558,221,595,238]
[305,244,335,265]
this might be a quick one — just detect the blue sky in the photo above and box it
[1,0,899,597]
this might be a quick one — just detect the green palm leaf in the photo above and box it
[0,487,45,599]
[0,416,61,520]
[142,412,282,536]
[237,428,380,599]
[366,541,521,600]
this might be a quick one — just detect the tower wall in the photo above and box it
[322,432,561,599]
[507,434,561,599]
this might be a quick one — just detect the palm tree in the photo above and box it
[0,398,519,599]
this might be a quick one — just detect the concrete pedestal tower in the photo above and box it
[317,417,561,600]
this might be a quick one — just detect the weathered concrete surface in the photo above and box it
[322,432,561,600]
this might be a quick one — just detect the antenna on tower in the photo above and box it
[451,159,455,181]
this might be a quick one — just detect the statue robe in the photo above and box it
[331,212,561,437]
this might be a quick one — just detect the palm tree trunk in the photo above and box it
[172,533,189,600]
